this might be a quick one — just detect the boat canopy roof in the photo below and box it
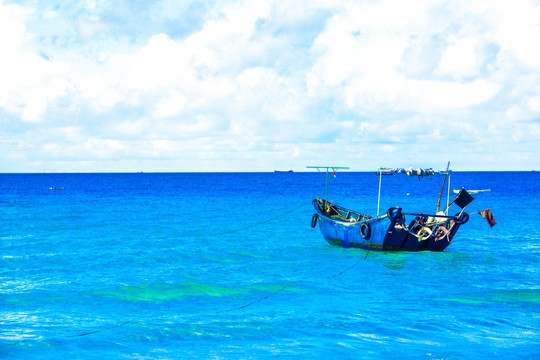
[379,166,449,177]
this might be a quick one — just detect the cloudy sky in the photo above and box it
[1,0,539,172]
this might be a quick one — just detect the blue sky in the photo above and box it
[1,0,539,172]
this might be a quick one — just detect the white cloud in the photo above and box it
[77,15,109,40]
[0,3,26,52]
[438,37,484,78]
[408,79,501,110]
[308,0,509,112]
[491,0,540,69]
[0,0,539,171]
[152,90,188,119]
[114,34,192,90]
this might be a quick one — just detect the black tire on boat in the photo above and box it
[311,213,318,228]
[454,212,470,225]
[387,207,403,223]
[360,222,371,239]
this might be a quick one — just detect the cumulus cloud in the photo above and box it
[0,0,539,171]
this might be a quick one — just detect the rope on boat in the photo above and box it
[197,200,312,237]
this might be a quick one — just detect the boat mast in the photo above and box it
[436,161,450,213]
[377,167,383,216]
[446,172,451,215]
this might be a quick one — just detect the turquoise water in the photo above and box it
[1,172,539,359]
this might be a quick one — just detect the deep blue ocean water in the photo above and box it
[1,171,539,359]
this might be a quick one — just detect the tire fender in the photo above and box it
[454,212,469,225]
[387,207,404,223]
[360,222,371,239]
[311,213,318,228]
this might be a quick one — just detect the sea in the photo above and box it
[1,171,539,359]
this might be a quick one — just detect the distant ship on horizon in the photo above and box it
[274,170,294,173]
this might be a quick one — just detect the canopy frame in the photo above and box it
[307,166,349,206]
[377,165,451,216]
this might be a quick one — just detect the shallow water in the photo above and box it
[1,172,539,359]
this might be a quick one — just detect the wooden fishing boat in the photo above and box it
[308,165,486,252]
[310,197,470,251]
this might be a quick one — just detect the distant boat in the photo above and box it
[274,170,293,173]
[308,164,489,252]
[453,188,490,195]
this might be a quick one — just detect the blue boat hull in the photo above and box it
[312,199,464,252]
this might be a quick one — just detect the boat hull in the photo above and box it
[312,199,463,252]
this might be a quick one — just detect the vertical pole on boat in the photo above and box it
[377,167,382,216]
[307,165,349,208]
[446,173,451,215]
[436,161,450,213]
[325,167,330,206]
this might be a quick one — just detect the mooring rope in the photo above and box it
[197,200,312,237]
[66,321,131,338]
[217,254,368,313]
[216,283,294,314]
[1,254,369,347]
[2,199,370,346]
